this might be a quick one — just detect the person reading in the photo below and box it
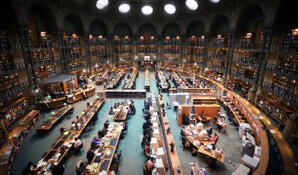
[73,137,83,150]
[146,157,155,173]
[210,133,219,144]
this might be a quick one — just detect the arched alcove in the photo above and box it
[63,14,84,34]
[210,15,230,35]
[235,5,264,33]
[89,20,108,36]
[138,23,157,37]
[187,20,205,37]
[28,3,57,33]
[113,23,132,37]
[162,23,181,37]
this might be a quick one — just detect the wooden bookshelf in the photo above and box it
[0,98,30,131]
[0,31,9,51]
[163,36,181,62]
[113,36,132,62]
[272,74,296,94]
[0,74,19,93]
[257,91,294,124]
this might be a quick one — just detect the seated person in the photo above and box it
[104,120,110,129]
[201,113,208,120]
[144,143,150,157]
[113,150,122,161]
[73,137,83,150]
[75,122,81,131]
[98,130,105,138]
[146,157,155,173]
[210,133,219,144]
[76,160,87,174]
[86,148,95,164]
[123,121,128,131]
[91,137,101,147]
[67,89,73,95]
[218,116,225,123]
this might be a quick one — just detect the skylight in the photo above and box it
[185,0,198,11]
[119,3,130,14]
[142,5,153,16]
[96,0,109,10]
[164,4,176,15]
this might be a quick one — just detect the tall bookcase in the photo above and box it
[88,35,108,68]
[137,36,158,60]
[63,34,83,72]
[113,36,132,63]
[162,36,181,63]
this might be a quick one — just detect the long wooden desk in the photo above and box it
[36,97,66,111]
[169,88,215,96]
[36,105,74,131]
[86,122,123,174]
[158,95,183,175]
[113,104,129,122]
[163,67,298,175]
[123,68,137,89]
[67,85,95,104]
[0,110,40,175]
[192,96,217,105]
[35,99,105,174]
[198,146,225,163]
[145,69,150,91]
[106,70,124,89]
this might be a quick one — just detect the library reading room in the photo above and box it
[0,0,297,175]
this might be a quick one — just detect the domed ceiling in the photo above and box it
[62,0,228,20]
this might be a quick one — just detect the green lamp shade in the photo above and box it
[92,163,98,169]
[64,103,67,106]
[82,112,85,115]
[90,103,93,106]
[48,95,51,98]
[64,131,69,135]
[96,96,99,98]
[51,112,55,115]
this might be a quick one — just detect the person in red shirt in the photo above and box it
[146,157,155,172]
[211,133,219,144]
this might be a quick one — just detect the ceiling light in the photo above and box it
[210,0,220,3]
[164,4,176,15]
[96,0,109,10]
[142,5,153,16]
[186,0,198,11]
[119,3,130,14]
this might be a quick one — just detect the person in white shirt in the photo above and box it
[73,137,83,150]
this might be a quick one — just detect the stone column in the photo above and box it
[23,26,38,86]
[84,33,90,70]
[18,25,33,87]
[224,32,235,86]
[57,31,67,73]
[202,33,209,76]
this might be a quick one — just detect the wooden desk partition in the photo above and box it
[177,105,221,125]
